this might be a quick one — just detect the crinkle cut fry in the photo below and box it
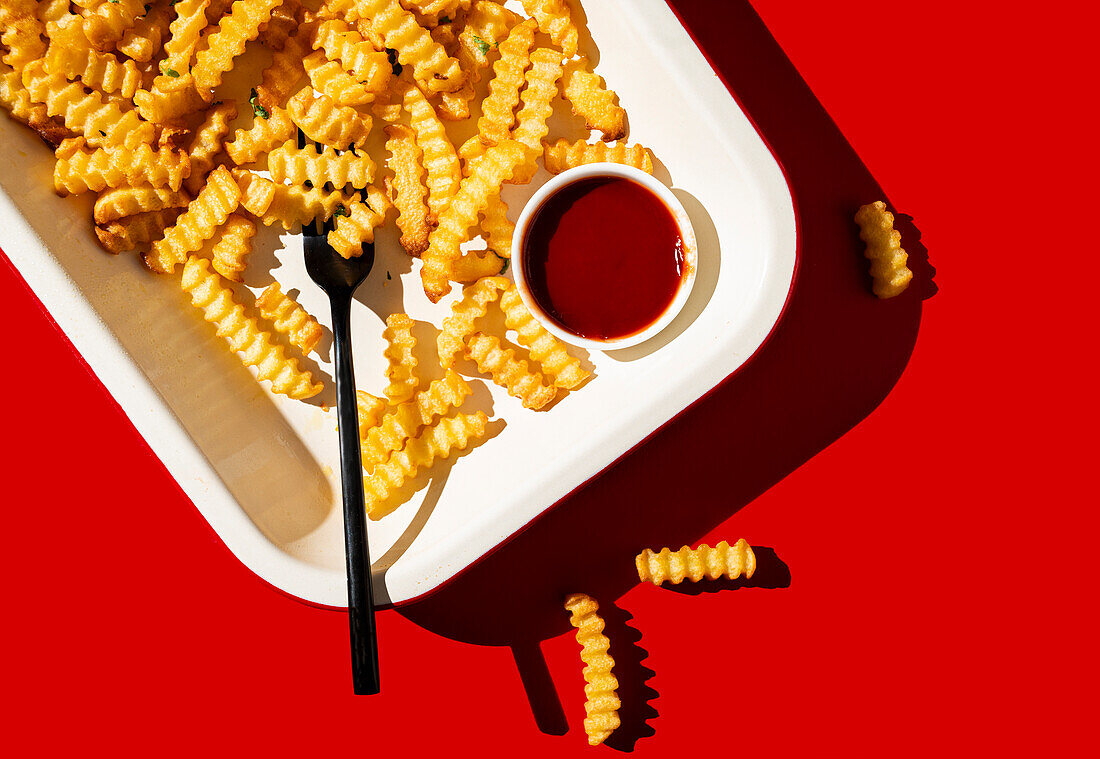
[22,60,155,150]
[236,169,354,231]
[476,18,536,146]
[509,47,564,184]
[420,140,531,303]
[542,138,654,175]
[479,192,513,258]
[357,391,386,440]
[258,0,301,51]
[382,312,419,404]
[355,0,464,93]
[53,138,191,195]
[118,0,174,62]
[312,19,391,94]
[436,275,510,367]
[521,0,578,57]
[145,166,241,274]
[133,77,208,125]
[437,0,523,122]
[561,56,626,142]
[499,287,589,389]
[93,185,191,225]
[94,208,182,254]
[78,0,145,51]
[0,0,46,73]
[364,411,488,520]
[855,201,913,299]
[192,0,281,98]
[635,539,756,586]
[384,123,432,257]
[185,101,237,195]
[208,212,257,282]
[256,19,317,108]
[327,185,389,259]
[361,369,469,469]
[287,88,372,151]
[450,248,504,282]
[268,142,377,190]
[225,105,296,165]
[256,282,323,353]
[303,49,374,106]
[564,593,621,747]
[181,256,323,399]
[159,0,209,76]
[45,30,142,98]
[401,81,461,221]
[465,331,556,410]
[0,66,69,147]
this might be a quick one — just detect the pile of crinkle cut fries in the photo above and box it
[0,2,794,745]
[0,0,657,499]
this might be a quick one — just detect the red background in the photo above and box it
[2,1,1094,755]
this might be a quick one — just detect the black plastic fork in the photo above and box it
[298,130,380,694]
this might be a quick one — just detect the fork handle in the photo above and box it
[330,294,380,694]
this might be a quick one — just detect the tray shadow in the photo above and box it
[397,0,934,748]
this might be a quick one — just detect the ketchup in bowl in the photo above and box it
[521,176,687,342]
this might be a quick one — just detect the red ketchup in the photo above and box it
[522,177,684,341]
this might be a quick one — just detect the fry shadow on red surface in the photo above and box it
[397,0,933,747]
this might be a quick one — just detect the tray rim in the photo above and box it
[0,0,800,609]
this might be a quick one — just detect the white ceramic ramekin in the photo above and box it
[511,163,698,351]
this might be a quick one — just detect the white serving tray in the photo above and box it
[0,0,796,606]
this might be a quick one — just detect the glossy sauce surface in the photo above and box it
[522,177,684,340]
